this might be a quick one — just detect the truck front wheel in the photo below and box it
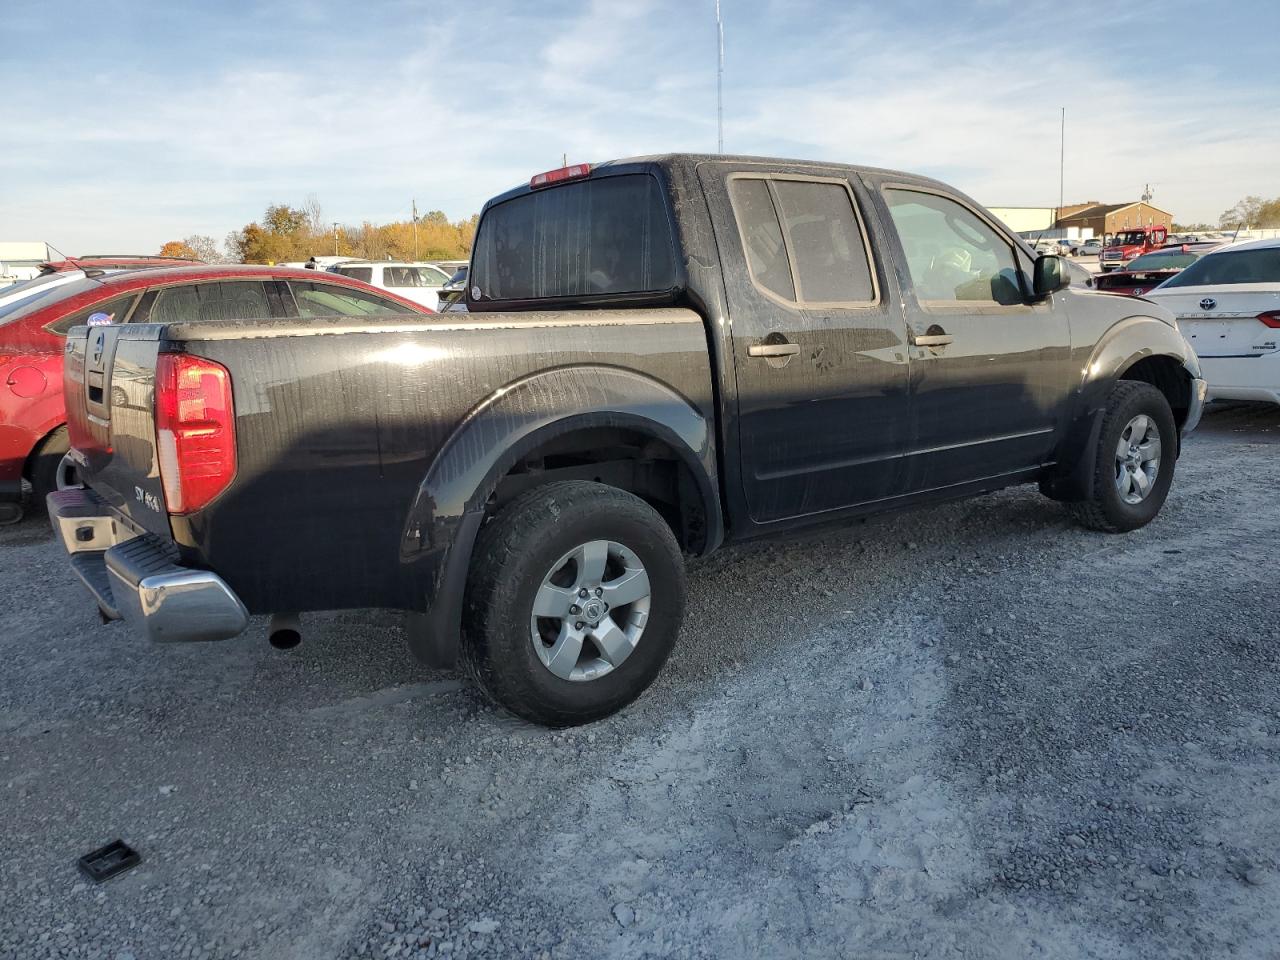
[461,480,687,726]
[1067,381,1177,533]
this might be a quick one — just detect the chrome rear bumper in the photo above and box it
[47,487,248,642]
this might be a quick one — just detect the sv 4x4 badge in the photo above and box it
[135,486,162,513]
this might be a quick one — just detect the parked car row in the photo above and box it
[1027,237,1101,258]
[0,264,431,524]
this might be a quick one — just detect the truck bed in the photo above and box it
[64,308,714,615]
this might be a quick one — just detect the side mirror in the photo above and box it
[1032,254,1067,299]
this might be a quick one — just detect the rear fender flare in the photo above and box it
[400,365,720,666]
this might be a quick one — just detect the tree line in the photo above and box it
[158,197,478,264]
[1218,195,1280,230]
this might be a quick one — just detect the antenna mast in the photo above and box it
[716,0,724,153]
[1058,107,1065,212]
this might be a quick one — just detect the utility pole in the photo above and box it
[332,221,339,256]
[716,0,724,153]
[412,198,419,261]
[1058,106,1065,213]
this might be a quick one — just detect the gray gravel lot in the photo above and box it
[2,403,1278,960]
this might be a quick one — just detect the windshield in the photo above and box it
[1160,247,1280,288]
[1113,231,1147,246]
[1127,252,1197,271]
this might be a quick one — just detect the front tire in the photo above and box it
[1067,381,1177,533]
[461,481,687,726]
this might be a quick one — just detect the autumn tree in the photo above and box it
[227,199,477,265]
[158,240,197,259]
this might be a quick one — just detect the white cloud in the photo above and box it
[0,0,1273,251]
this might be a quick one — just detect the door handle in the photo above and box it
[914,334,954,347]
[748,342,801,358]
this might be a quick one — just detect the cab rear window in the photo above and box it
[470,173,678,305]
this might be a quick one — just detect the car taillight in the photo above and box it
[154,353,236,514]
[1259,311,1280,329]
[530,163,591,189]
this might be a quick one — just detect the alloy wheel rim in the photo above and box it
[529,540,651,682]
[1114,414,1161,505]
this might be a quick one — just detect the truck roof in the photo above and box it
[482,153,948,211]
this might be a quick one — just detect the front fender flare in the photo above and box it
[1043,314,1199,502]
[1080,313,1199,397]
[401,364,720,666]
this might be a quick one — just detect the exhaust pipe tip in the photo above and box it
[268,613,302,650]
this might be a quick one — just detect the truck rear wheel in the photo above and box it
[461,480,687,727]
[1067,381,1177,533]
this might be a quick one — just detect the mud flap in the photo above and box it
[1039,409,1104,503]
[405,510,484,669]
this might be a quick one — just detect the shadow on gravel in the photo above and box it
[0,509,53,546]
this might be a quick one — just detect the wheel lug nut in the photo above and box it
[575,621,585,630]
[570,605,580,615]
[579,589,589,598]
[594,587,603,597]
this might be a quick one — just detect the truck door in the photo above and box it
[697,162,912,523]
[861,178,1073,492]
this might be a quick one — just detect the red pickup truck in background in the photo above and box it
[1100,225,1168,272]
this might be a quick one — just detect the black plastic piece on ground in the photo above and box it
[77,840,141,882]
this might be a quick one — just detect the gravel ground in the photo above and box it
[2,402,1278,960]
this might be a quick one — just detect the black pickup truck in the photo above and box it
[50,154,1206,725]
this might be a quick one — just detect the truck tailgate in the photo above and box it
[64,323,172,538]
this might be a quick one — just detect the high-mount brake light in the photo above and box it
[1258,311,1280,329]
[530,163,592,189]
[154,353,236,514]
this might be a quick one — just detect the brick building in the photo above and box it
[1055,201,1173,239]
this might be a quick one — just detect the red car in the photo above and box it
[0,264,430,523]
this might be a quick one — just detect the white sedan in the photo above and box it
[1144,238,1280,404]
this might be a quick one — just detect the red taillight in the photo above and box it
[1259,311,1280,329]
[530,163,591,189]
[154,353,236,514]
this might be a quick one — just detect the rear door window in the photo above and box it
[287,281,409,317]
[383,266,444,288]
[337,266,374,283]
[728,176,877,306]
[150,281,273,323]
[470,173,678,302]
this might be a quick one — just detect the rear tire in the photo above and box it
[1067,381,1177,533]
[30,426,72,509]
[461,480,686,727]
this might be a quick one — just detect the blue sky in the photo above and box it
[2,0,1277,254]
